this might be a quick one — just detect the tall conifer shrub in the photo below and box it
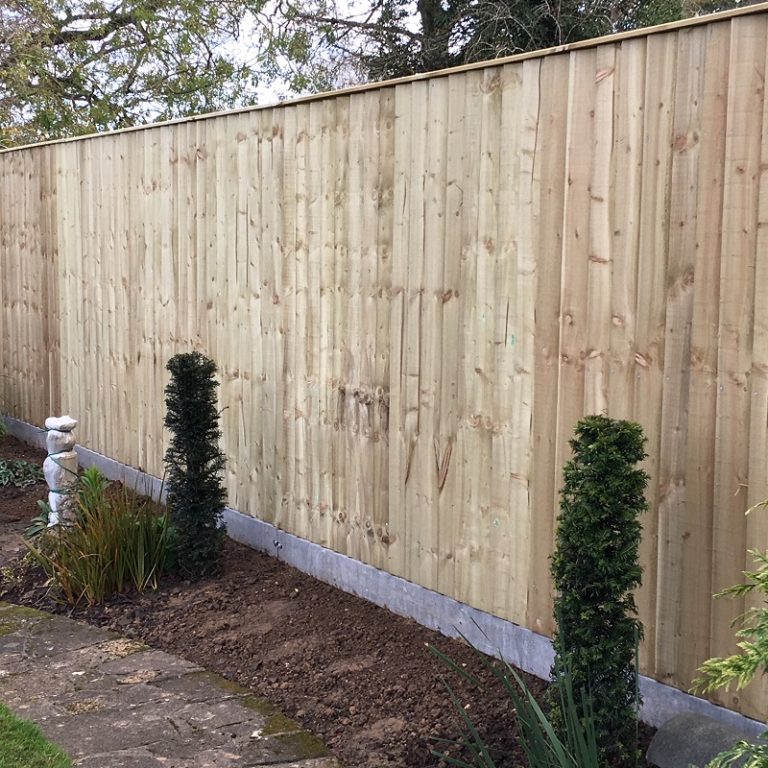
[164,352,226,577]
[550,415,648,767]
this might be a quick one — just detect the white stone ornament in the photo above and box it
[43,415,79,526]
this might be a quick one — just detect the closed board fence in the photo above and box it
[2,4,768,719]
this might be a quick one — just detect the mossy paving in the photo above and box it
[0,602,47,636]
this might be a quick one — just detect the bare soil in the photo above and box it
[0,434,654,767]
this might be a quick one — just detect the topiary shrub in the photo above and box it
[164,352,226,577]
[549,414,648,768]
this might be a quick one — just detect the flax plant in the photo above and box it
[28,471,168,606]
[429,643,600,768]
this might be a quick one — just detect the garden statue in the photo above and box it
[43,415,79,526]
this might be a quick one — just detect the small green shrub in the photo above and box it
[0,418,7,438]
[429,644,600,768]
[549,415,648,768]
[76,466,111,517]
[164,351,226,578]
[27,473,168,606]
[0,459,44,488]
[24,501,51,539]
[692,500,768,768]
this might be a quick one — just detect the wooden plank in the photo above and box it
[292,104,310,541]
[280,107,298,534]
[330,96,350,556]
[710,17,765,693]
[512,58,540,623]
[485,60,523,621]
[373,88,395,568]
[654,26,705,688]
[342,93,364,563]
[741,22,768,719]
[126,129,144,469]
[550,49,596,637]
[632,31,676,678]
[739,25,768,718]
[583,44,615,416]
[386,81,422,581]
[358,89,383,568]
[436,73,466,600]
[608,38,646,422]
[316,97,337,548]
[409,76,447,591]
[400,79,428,586]
[466,67,501,614]
[221,117,243,511]
[526,52,569,637]
[41,149,62,416]
[451,69,483,607]
[306,100,324,542]
[259,112,283,523]
[245,112,266,521]
[677,20,730,692]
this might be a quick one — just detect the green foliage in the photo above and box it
[24,500,52,539]
[279,0,749,85]
[692,500,768,768]
[549,415,648,768]
[0,701,71,768]
[0,0,275,148]
[27,472,169,606]
[76,466,111,517]
[429,644,599,768]
[164,352,226,578]
[0,459,44,488]
[706,739,768,768]
[0,418,7,438]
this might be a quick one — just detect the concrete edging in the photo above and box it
[3,414,765,735]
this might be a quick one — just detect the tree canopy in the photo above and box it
[0,0,754,147]
[279,0,750,82]
[0,0,271,147]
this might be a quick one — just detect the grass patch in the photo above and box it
[0,702,71,768]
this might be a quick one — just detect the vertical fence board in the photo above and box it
[708,17,766,716]
[678,18,730,691]
[527,53,569,638]
[634,31,676,677]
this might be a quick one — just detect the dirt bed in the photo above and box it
[0,434,653,767]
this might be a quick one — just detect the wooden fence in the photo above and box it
[2,4,768,719]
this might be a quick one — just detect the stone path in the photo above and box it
[0,602,340,767]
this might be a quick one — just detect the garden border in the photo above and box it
[5,413,765,735]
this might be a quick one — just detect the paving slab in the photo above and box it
[0,602,341,767]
